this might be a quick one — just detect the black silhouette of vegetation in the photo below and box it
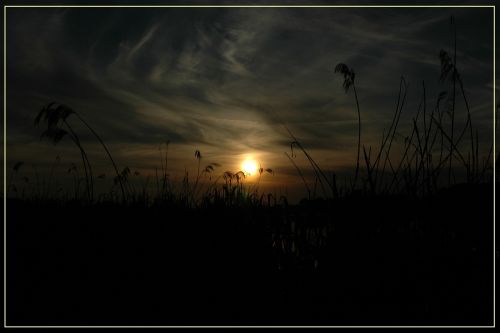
[334,63,361,191]
[5,16,494,326]
[35,103,126,202]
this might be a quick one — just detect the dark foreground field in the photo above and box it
[6,183,493,326]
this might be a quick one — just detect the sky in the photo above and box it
[4,5,494,200]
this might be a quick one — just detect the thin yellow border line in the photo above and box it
[2,5,497,8]
[2,4,496,329]
[3,4,7,329]
[493,4,496,329]
[10,326,500,329]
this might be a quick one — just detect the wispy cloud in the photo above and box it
[6,7,493,183]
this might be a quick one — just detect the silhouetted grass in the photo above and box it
[4,16,494,326]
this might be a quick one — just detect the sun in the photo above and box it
[241,159,258,176]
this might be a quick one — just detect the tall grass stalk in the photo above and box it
[284,152,311,199]
[335,63,361,190]
[285,126,333,198]
[72,112,125,202]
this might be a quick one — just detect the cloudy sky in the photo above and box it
[5,5,494,199]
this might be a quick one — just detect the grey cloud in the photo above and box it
[6,6,494,184]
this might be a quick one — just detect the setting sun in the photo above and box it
[241,159,258,175]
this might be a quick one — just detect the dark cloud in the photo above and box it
[5,6,494,190]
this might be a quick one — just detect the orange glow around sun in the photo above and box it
[241,159,258,175]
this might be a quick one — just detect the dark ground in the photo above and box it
[5,183,494,326]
